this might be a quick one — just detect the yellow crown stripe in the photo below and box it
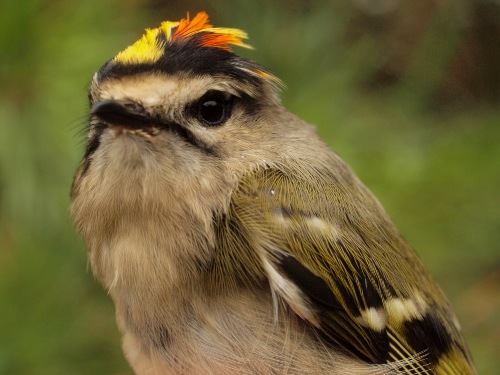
[160,21,180,42]
[112,12,252,66]
[113,27,164,65]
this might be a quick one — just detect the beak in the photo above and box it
[91,99,154,128]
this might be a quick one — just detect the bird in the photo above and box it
[71,11,477,375]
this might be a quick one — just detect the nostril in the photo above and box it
[123,101,145,113]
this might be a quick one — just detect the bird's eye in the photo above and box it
[196,90,234,126]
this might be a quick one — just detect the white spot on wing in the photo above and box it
[356,307,387,332]
[262,258,320,327]
[385,293,428,323]
[305,216,341,239]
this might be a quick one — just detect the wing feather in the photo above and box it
[229,167,474,374]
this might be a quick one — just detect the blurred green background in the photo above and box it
[1,0,498,374]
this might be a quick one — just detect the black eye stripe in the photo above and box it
[166,121,218,156]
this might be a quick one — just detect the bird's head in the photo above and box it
[85,12,284,172]
[72,12,297,207]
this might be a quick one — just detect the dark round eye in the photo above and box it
[196,90,233,126]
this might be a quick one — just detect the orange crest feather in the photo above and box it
[113,12,252,65]
[172,12,212,41]
[109,12,282,89]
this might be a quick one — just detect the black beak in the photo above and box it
[91,100,154,128]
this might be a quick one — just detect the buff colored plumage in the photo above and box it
[71,12,476,375]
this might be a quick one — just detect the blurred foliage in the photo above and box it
[0,0,498,374]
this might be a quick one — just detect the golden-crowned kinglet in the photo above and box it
[71,12,476,375]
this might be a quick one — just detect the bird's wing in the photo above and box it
[229,167,474,374]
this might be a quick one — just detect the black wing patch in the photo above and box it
[403,312,454,365]
[275,251,390,363]
[276,252,342,310]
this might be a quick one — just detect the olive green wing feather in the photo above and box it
[229,167,475,374]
